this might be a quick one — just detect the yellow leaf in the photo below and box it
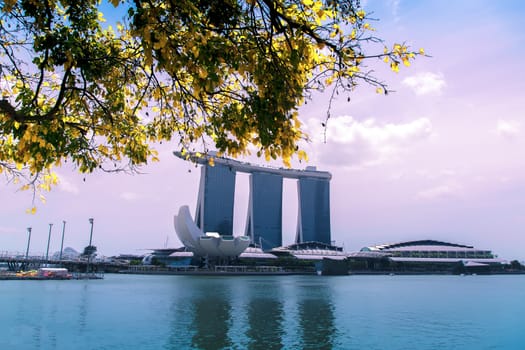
[26,206,37,215]
[390,62,399,73]
[298,150,308,161]
[419,48,425,55]
[97,11,106,23]
[393,44,402,54]
[198,68,208,79]
[376,87,383,94]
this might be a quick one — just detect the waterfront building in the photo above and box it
[351,239,506,274]
[270,242,346,261]
[174,151,333,251]
[174,205,250,258]
[195,162,236,235]
[142,248,194,267]
[296,177,331,244]
[360,239,501,261]
[245,172,283,250]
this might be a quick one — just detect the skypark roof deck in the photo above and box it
[173,151,332,180]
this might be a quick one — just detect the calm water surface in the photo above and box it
[1,274,524,349]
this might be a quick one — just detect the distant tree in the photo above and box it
[150,257,165,267]
[510,260,523,270]
[0,0,423,207]
[82,245,97,257]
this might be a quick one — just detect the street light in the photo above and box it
[59,221,66,261]
[45,223,53,261]
[88,218,94,247]
[87,218,94,274]
[24,227,32,261]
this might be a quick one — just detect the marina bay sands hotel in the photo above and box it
[174,152,332,251]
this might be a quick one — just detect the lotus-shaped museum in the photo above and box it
[174,206,250,257]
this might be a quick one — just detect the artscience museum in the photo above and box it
[174,205,250,258]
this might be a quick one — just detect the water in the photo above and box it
[1,274,525,349]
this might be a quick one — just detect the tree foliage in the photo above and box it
[82,244,97,257]
[0,0,423,206]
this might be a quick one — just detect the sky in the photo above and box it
[1,0,525,260]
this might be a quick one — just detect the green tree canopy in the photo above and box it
[0,0,423,209]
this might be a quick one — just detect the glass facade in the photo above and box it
[246,172,283,250]
[296,178,331,244]
[191,156,332,247]
[196,164,236,235]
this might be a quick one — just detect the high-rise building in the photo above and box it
[195,163,236,235]
[176,152,332,250]
[296,178,331,244]
[245,172,283,250]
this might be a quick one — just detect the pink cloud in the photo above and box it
[402,72,446,96]
[304,115,432,169]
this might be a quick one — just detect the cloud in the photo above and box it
[120,192,140,201]
[56,173,80,194]
[402,72,446,96]
[305,116,432,168]
[389,0,401,20]
[496,119,521,138]
[416,183,463,200]
[0,226,18,234]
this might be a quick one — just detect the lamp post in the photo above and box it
[88,218,94,247]
[45,223,53,261]
[59,221,66,261]
[87,218,94,274]
[24,227,32,261]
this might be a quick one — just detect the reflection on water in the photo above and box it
[77,283,89,331]
[298,291,336,349]
[245,287,284,349]
[190,285,232,350]
[165,277,334,349]
[298,283,336,349]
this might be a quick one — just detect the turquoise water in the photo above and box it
[1,274,525,349]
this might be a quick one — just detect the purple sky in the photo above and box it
[1,0,525,260]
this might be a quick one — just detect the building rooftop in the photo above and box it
[389,257,506,264]
[360,239,499,262]
[173,151,332,180]
[270,242,346,260]
[362,240,475,252]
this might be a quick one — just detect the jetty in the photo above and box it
[0,252,115,275]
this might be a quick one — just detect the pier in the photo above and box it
[121,264,307,276]
[0,251,120,273]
